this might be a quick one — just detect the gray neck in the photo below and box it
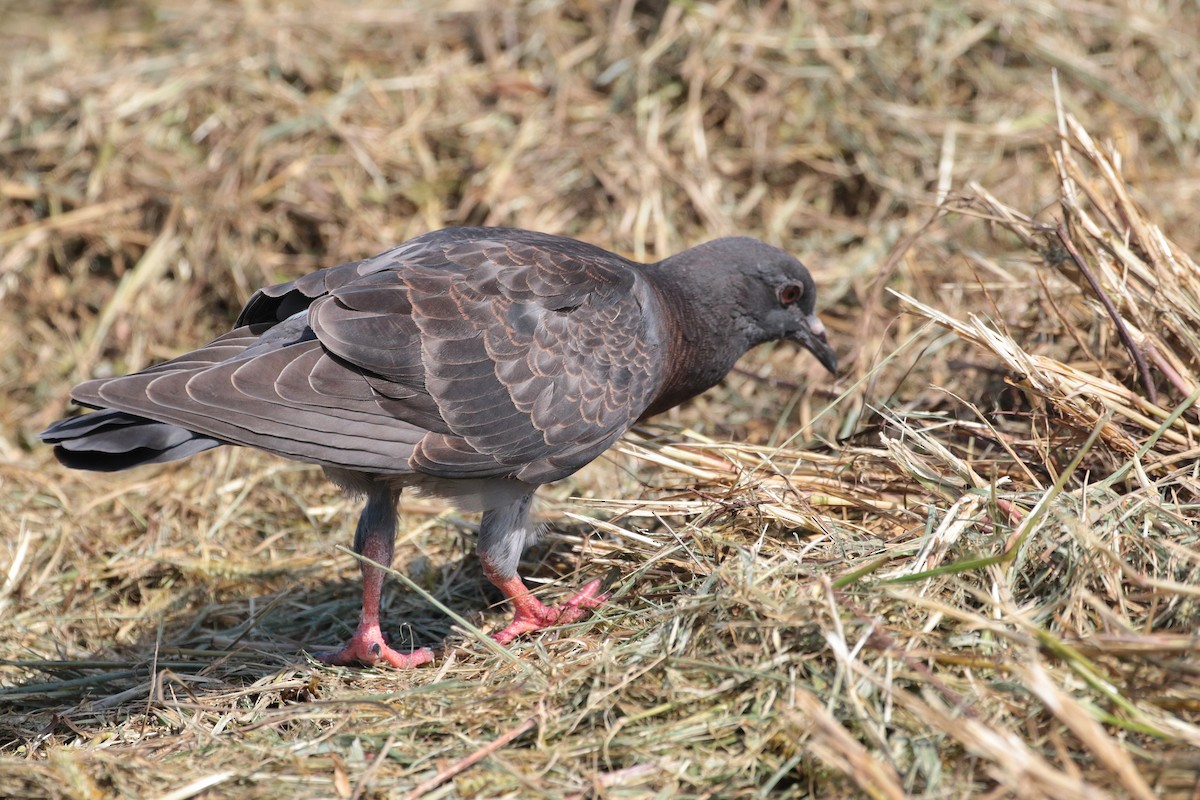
[640,249,762,418]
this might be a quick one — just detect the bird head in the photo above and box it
[682,237,838,375]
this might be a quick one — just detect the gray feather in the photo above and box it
[42,226,836,588]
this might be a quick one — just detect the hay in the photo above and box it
[3,0,1200,797]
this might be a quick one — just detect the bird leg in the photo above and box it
[478,493,608,645]
[319,487,434,668]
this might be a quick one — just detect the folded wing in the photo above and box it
[68,230,666,482]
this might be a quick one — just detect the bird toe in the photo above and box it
[318,623,435,668]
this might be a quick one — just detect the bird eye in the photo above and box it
[777,283,804,306]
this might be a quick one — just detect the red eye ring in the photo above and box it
[777,283,803,306]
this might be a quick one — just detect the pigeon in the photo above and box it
[41,227,837,667]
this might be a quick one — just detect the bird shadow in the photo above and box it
[0,525,610,744]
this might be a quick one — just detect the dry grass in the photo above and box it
[3,1,1200,797]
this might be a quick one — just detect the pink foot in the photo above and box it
[491,578,610,645]
[318,621,435,668]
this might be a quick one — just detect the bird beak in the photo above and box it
[793,314,838,374]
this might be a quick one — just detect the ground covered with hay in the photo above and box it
[2,1,1199,797]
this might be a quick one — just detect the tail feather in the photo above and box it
[41,409,224,472]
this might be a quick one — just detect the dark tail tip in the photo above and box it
[42,410,223,472]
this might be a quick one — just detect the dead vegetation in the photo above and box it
[2,1,1200,797]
